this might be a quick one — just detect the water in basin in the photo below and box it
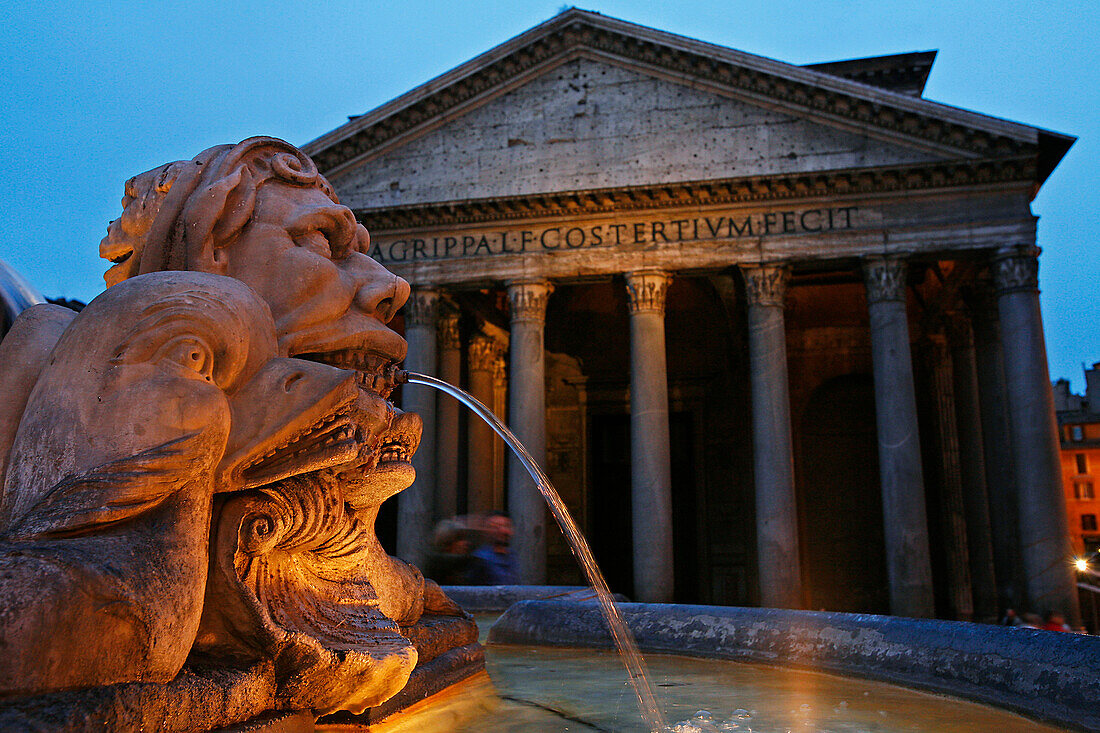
[369,641,1066,732]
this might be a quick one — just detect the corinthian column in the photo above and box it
[968,281,1024,611]
[506,280,554,584]
[625,270,674,603]
[991,246,1080,623]
[922,331,974,620]
[397,287,438,567]
[467,330,503,514]
[741,264,802,609]
[862,256,935,618]
[435,302,461,520]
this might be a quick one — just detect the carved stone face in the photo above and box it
[2,273,273,525]
[218,181,419,497]
[99,140,420,498]
[223,182,409,365]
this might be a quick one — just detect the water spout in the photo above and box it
[399,370,667,732]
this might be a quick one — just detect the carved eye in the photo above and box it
[158,336,215,382]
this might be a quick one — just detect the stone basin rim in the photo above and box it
[488,599,1100,733]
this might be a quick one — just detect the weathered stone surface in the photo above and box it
[506,279,553,584]
[863,256,935,618]
[440,585,619,612]
[992,246,1080,623]
[1,273,284,693]
[0,137,480,729]
[0,303,74,489]
[0,662,279,732]
[491,600,1100,732]
[398,287,439,569]
[319,639,485,727]
[332,57,942,210]
[741,264,801,609]
[625,270,674,603]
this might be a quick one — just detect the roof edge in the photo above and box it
[304,8,1072,187]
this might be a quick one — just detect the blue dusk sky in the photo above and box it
[2,1,1097,388]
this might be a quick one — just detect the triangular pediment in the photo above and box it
[327,55,954,211]
[304,8,1072,209]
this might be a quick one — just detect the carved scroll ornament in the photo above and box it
[990,246,1040,295]
[404,288,440,328]
[741,264,791,308]
[862,256,908,303]
[507,279,554,323]
[624,270,671,315]
[0,138,476,729]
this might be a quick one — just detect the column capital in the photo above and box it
[862,256,908,304]
[437,301,461,351]
[404,287,439,327]
[740,264,791,308]
[492,352,508,388]
[506,279,554,323]
[990,246,1040,295]
[624,270,672,315]
[469,331,504,373]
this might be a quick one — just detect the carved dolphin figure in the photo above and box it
[0,272,376,696]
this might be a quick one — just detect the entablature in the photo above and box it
[365,183,1035,289]
[354,157,1035,231]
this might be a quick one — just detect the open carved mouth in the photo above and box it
[301,349,401,401]
[108,249,133,265]
[377,436,412,465]
[238,409,358,486]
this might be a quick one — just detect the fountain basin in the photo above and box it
[442,585,626,613]
[489,600,1100,731]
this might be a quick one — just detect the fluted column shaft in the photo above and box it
[992,246,1080,623]
[741,264,802,609]
[625,270,674,603]
[948,313,1000,621]
[467,331,503,514]
[925,333,974,620]
[435,304,461,520]
[507,280,554,584]
[863,256,935,618]
[398,288,439,567]
[491,355,508,510]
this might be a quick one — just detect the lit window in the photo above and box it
[1075,482,1095,500]
[1078,454,1089,474]
[1083,514,1098,532]
[1073,425,1085,441]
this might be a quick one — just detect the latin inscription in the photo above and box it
[368,206,857,263]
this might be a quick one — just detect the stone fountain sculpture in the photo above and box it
[0,138,478,730]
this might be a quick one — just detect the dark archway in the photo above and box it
[797,374,889,613]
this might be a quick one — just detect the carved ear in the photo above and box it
[185,166,257,275]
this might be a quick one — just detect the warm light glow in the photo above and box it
[1075,558,1089,572]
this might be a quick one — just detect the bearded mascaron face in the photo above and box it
[219,181,420,497]
[98,148,421,500]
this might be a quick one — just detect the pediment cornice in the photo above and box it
[306,10,1069,181]
[354,156,1035,231]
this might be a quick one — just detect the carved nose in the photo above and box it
[357,272,410,324]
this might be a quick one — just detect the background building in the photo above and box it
[305,10,1077,622]
[1054,366,1100,558]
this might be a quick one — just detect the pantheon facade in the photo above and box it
[305,10,1077,621]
